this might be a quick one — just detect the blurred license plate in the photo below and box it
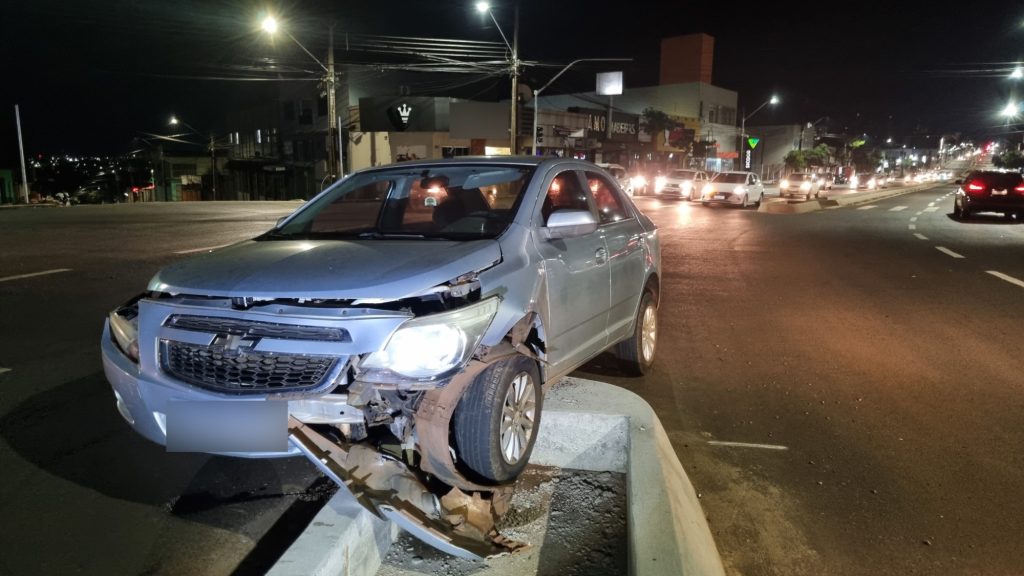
[166,400,288,453]
[714,194,726,200]
[992,189,1007,195]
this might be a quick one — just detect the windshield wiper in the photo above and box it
[357,231,428,239]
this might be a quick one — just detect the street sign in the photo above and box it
[747,137,760,149]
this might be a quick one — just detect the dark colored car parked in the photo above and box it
[954,171,1024,220]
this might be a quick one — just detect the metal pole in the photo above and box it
[209,134,216,200]
[337,115,345,179]
[509,3,519,155]
[326,25,338,182]
[15,105,29,203]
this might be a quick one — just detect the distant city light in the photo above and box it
[1011,66,1023,80]
[769,95,780,105]
[1002,101,1019,117]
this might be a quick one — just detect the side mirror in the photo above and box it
[543,209,598,240]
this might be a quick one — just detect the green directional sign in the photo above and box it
[747,137,760,150]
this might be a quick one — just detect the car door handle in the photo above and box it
[595,247,607,264]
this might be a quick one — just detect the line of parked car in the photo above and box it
[603,165,767,208]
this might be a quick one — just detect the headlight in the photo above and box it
[800,181,811,190]
[734,185,746,194]
[108,300,141,363]
[702,184,714,196]
[631,175,647,187]
[654,176,667,192]
[851,176,859,186]
[780,179,790,189]
[360,297,499,383]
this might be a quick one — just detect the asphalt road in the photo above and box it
[580,182,1024,575]
[2,178,1023,575]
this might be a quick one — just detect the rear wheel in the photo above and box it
[615,290,658,376]
[754,193,763,208]
[452,355,541,484]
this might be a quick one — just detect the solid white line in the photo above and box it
[857,205,878,210]
[0,268,73,283]
[914,233,929,240]
[707,441,789,451]
[908,224,917,230]
[987,271,1024,289]
[889,206,908,211]
[936,246,965,259]
[173,243,232,255]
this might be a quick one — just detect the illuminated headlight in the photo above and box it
[654,176,667,192]
[851,176,860,186]
[733,185,746,194]
[630,175,647,188]
[108,300,141,363]
[701,184,714,197]
[360,297,499,382]
[800,181,812,191]
[780,179,790,189]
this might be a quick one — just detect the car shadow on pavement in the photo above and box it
[572,351,634,380]
[945,213,1022,224]
[0,371,333,574]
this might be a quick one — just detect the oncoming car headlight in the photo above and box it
[108,297,142,363]
[360,296,500,383]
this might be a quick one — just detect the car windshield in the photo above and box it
[262,164,534,241]
[713,173,747,184]
[670,170,698,179]
[790,173,812,180]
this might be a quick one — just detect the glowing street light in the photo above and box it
[1003,101,1019,117]
[261,15,278,34]
[474,1,520,153]
[1010,66,1023,80]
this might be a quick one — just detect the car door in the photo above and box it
[532,168,612,376]
[748,173,764,201]
[584,170,647,347]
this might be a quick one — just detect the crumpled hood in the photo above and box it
[149,239,501,300]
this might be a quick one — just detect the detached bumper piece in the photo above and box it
[287,416,524,560]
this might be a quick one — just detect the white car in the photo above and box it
[655,168,710,200]
[595,162,634,196]
[699,171,765,207]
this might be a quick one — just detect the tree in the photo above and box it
[993,150,1024,170]
[804,144,832,167]
[640,107,677,137]
[784,150,807,171]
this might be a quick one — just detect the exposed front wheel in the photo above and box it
[615,290,658,376]
[452,355,542,484]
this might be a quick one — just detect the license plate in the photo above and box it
[166,400,288,452]
[992,188,1008,196]
[714,194,726,200]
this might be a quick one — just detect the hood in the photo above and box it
[149,239,502,300]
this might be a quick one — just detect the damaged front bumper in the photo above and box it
[101,294,527,558]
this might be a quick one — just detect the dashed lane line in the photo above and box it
[924,207,940,212]
[0,268,73,283]
[936,246,965,259]
[910,217,918,222]
[889,206,909,211]
[914,233,929,240]
[0,367,9,375]
[707,441,789,451]
[857,205,878,210]
[908,224,917,230]
[987,271,1024,289]
[174,243,232,255]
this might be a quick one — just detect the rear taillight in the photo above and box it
[965,180,986,194]
[1015,184,1024,194]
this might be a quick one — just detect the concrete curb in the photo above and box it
[758,183,943,215]
[269,378,725,576]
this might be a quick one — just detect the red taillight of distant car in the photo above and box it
[1015,184,1024,194]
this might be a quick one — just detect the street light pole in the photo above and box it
[738,95,778,170]
[478,2,520,154]
[530,58,632,156]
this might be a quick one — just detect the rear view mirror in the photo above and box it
[543,209,598,240]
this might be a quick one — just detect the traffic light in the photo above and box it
[536,125,544,144]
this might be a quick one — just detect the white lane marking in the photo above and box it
[910,217,918,222]
[936,246,965,259]
[707,441,789,451]
[914,233,929,240]
[857,205,878,210]
[928,202,936,206]
[908,224,917,230]
[0,268,73,283]
[173,243,232,255]
[987,271,1024,289]
[0,367,9,375]
[889,206,908,212]
[924,207,939,212]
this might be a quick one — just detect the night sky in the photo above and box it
[0,0,1019,166]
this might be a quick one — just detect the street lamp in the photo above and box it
[738,95,778,172]
[530,58,631,156]
[1010,66,1023,80]
[476,2,520,154]
[262,14,340,183]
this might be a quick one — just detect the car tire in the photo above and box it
[754,193,763,208]
[452,354,542,484]
[615,289,658,376]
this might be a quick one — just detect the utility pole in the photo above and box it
[326,25,338,182]
[509,4,519,155]
[209,134,217,200]
[15,105,29,203]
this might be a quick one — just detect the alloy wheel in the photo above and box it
[499,372,537,465]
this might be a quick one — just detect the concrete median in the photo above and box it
[759,182,943,214]
[269,377,725,576]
